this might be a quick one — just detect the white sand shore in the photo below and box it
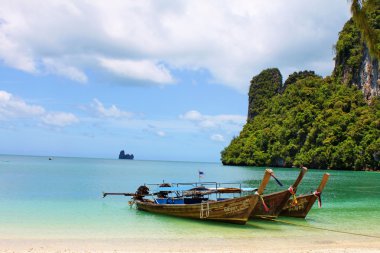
[1,235,379,253]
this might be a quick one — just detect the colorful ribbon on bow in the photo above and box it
[288,186,298,205]
[313,191,322,208]
[259,194,269,212]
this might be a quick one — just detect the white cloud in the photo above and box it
[180,110,202,121]
[179,110,245,142]
[0,0,350,90]
[90,98,133,118]
[0,90,45,119]
[180,110,246,129]
[99,58,174,84]
[157,130,166,137]
[0,29,36,73]
[43,58,88,83]
[41,112,79,127]
[0,90,78,127]
[210,134,225,142]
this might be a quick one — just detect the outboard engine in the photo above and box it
[134,185,149,200]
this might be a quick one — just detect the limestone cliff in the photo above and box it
[360,46,379,101]
[247,68,282,121]
[333,17,379,103]
[221,69,380,170]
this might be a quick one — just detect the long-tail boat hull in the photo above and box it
[136,195,258,224]
[280,194,318,218]
[250,190,292,218]
[250,167,307,219]
[280,173,330,218]
[135,169,274,225]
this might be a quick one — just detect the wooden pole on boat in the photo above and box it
[102,192,136,198]
[102,192,155,198]
[312,173,330,208]
[291,167,308,190]
[257,169,273,195]
[316,173,330,192]
[255,169,274,212]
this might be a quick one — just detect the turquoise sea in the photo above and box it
[0,155,379,240]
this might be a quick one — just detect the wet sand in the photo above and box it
[1,235,379,253]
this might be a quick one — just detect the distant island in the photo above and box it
[119,150,134,160]
[221,6,379,171]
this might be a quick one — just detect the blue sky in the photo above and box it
[0,0,351,162]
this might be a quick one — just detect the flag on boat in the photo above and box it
[198,170,204,178]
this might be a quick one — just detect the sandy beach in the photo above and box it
[1,235,379,253]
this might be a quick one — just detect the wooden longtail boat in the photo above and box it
[280,173,330,218]
[134,169,273,225]
[250,167,308,219]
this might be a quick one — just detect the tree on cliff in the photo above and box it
[351,0,380,59]
[247,68,282,121]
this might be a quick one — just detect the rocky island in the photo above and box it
[119,150,134,160]
[221,4,379,171]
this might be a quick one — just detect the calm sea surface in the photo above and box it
[0,155,379,239]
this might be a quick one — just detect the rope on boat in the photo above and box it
[313,191,322,208]
[259,195,269,212]
[288,186,298,205]
[260,217,380,239]
[269,172,283,187]
[128,200,135,208]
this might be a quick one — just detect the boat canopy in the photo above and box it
[157,185,196,192]
[156,185,258,193]
[241,187,257,192]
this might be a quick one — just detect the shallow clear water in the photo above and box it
[0,155,379,239]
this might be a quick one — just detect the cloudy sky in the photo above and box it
[0,0,351,162]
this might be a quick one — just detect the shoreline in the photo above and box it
[1,235,380,253]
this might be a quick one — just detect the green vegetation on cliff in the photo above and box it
[333,19,364,85]
[351,0,380,59]
[221,71,380,170]
[247,68,282,120]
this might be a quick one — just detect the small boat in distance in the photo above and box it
[280,173,330,218]
[250,167,308,219]
[103,169,274,225]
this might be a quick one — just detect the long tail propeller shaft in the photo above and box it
[102,192,157,198]
[102,192,136,198]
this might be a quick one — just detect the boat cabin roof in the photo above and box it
[157,185,196,192]
[154,184,257,193]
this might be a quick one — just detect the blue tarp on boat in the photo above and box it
[155,198,185,204]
